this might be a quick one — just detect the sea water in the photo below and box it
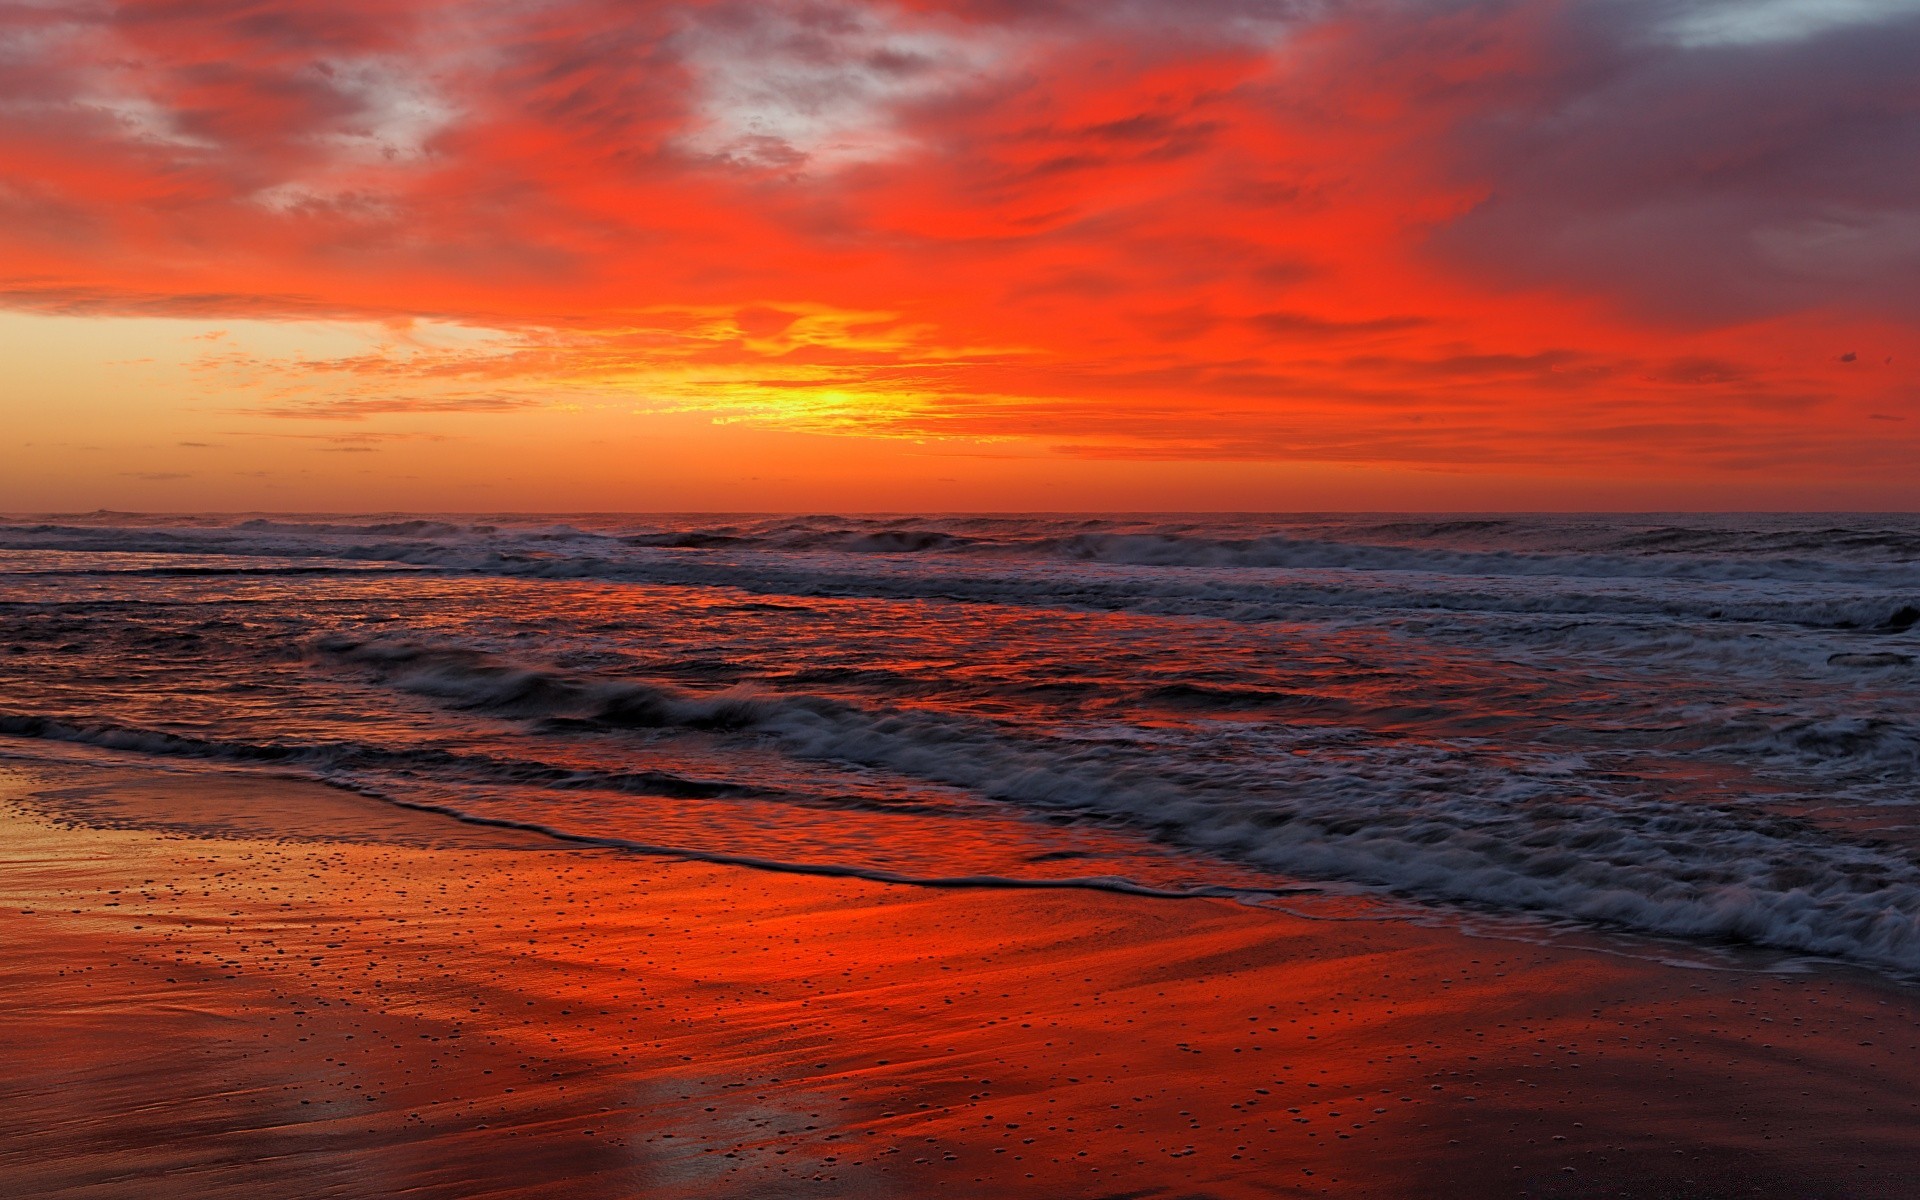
[1,512,1916,970]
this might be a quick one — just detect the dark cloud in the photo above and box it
[1424,0,1920,322]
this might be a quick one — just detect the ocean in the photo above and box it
[2,512,1916,972]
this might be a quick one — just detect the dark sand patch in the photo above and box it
[3,758,1919,1198]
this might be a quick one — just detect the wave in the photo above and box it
[29,754,1315,905]
[7,513,1920,975]
[8,512,1920,572]
[1737,715,1920,772]
[0,711,759,801]
[236,517,480,538]
[4,519,1916,633]
[311,785,1324,903]
[12,565,426,578]
[308,633,1920,976]
[628,518,1920,588]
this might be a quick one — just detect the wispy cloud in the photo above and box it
[239,394,549,421]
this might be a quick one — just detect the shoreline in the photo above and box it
[4,755,1918,1197]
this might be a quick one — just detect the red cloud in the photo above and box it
[1,0,1915,482]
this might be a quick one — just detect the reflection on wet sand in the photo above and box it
[3,762,1918,1198]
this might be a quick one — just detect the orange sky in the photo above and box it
[2,0,1917,510]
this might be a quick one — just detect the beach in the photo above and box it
[6,756,1918,1199]
[7,0,1919,1186]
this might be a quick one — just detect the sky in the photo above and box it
[2,0,1917,511]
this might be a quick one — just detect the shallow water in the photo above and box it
[1,512,1916,971]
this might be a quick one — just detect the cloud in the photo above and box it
[1248,311,1429,339]
[0,284,422,322]
[1654,0,1920,47]
[239,394,549,420]
[235,430,456,449]
[1424,0,1920,322]
[671,0,1009,168]
[0,0,1914,480]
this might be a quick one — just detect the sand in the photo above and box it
[3,755,1919,1199]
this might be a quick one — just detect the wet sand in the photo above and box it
[3,757,1918,1199]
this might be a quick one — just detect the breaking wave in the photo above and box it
[300,633,1920,976]
[2,516,1915,632]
